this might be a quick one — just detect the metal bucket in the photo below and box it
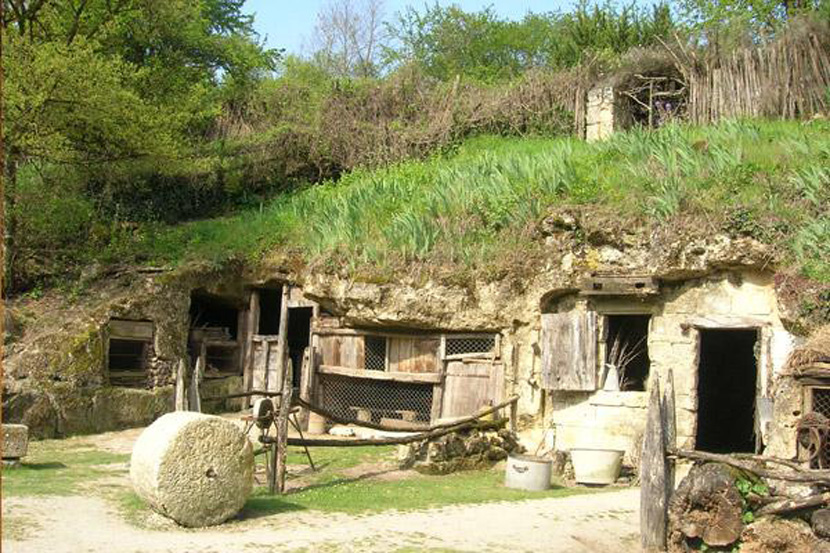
[505,454,552,491]
[570,448,624,485]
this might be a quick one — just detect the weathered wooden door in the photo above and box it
[540,311,598,391]
[441,361,505,418]
[251,336,283,395]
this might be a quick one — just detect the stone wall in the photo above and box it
[585,86,616,142]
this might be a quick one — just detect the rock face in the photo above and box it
[2,424,29,459]
[399,425,525,474]
[130,412,253,527]
[668,463,744,552]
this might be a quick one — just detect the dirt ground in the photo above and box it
[2,424,641,553]
[3,489,639,553]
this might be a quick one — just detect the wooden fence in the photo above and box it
[676,21,830,123]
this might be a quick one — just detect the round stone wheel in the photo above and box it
[130,412,254,527]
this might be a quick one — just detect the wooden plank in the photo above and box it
[540,311,598,391]
[108,320,153,340]
[319,335,341,367]
[251,339,271,400]
[318,365,443,384]
[389,337,439,373]
[389,337,412,372]
[641,376,668,552]
[266,339,282,392]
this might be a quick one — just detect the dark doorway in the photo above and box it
[189,292,239,339]
[695,329,758,453]
[287,307,313,388]
[605,315,651,391]
[258,287,283,335]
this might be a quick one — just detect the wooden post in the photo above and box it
[663,368,677,497]
[641,375,668,552]
[242,290,260,407]
[188,348,205,412]
[272,355,293,494]
[510,343,520,434]
[270,285,290,393]
[298,346,315,429]
[174,359,187,411]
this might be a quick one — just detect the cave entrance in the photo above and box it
[695,328,759,453]
[287,307,313,389]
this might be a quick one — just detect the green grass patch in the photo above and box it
[90,118,829,284]
[245,463,590,515]
[1,440,129,497]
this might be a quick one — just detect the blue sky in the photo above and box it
[243,1,582,55]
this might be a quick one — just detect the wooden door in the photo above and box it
[441,361,505,418]
[250,337,283,396]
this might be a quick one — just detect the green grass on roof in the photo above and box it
[109,119,829,282]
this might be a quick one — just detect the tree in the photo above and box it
[679,0,827,40]
[309,0,385,78]
[1,0,278,290]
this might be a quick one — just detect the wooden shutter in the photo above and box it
[541,311,598,391]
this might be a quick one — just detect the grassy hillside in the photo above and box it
[90,119,829,284]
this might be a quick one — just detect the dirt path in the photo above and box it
[2,488,639,553]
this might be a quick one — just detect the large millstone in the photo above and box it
[130,412,254,527]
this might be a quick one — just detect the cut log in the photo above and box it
[667,463,744,552]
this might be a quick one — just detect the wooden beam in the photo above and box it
[295,395,519,434]
[664,368,677,495]
[275,418,509,448]
[108,319,154,340]
[318,365,442,384]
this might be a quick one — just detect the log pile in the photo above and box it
[641,373,830,552]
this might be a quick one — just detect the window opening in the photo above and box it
[190,291,239,339]
[288,307,313,387]
[604,315,651,391]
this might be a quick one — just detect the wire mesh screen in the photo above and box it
[320,374,433,424]
[814,388,830,418]
[364,336,387,371]
[445,335,496,357]
[810,388,830,468]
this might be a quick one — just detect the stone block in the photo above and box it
[130,412,253,527]
[2,424,29,459]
